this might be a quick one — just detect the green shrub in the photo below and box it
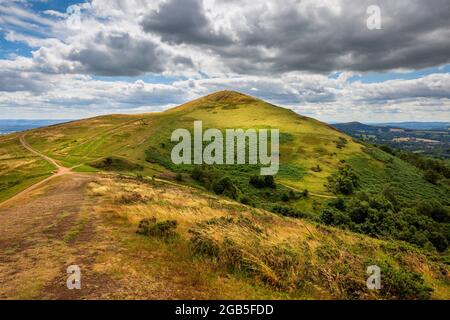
[327,165,358,195]
[264,176,276,189]
[428,232,448,252]
[240,196,252,205]
[322,193,449,252]
[212,177,239,200]
[90,156,143,172]
[417,201,450,223]
[379,263,433,300]
[117,192,148,204]
[302,189,309,197]
[249,175,276,189]
[136,218,179,241]
[335,137,348,149]
[189,229,220,257]
[423,169,439,184]
[320,207,350,226]
[272,205,306,218]
[191,166,206,181]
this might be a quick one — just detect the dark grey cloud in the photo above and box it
[0,69,49,93]
[142,0,450,74]
[141,0,231,46]
[68,31,193,76]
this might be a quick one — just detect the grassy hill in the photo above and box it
[1,172,448,299]
[0,90,449,299]
[7,91,362,199]
[0,134,55,202]
[4,91,446,202]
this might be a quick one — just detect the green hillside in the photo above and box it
[21,90,363,193]
[1,90,449,253]
[1,90,449,299]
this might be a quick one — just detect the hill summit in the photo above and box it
[172,90,264,112]
[202,90,259,103]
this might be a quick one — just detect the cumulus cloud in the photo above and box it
[140,0,450,74]
[0,0,449,121]
[141,0,231,46]
[66,30,193,76]
[1,66,449,121]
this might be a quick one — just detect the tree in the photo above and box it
[249,175,276,189]
[263,175,276,189]
[212,177,239,200]
[423,169,439,184]
[327,165,359,195]
[428,232,448,252]
[321,207,350,226]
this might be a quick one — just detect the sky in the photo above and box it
[0,0,449,122]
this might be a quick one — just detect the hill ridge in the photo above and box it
[169,90,264,112]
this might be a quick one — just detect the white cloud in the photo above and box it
[0,0,449,122]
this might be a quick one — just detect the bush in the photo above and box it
[240,196,252,205]
[379,263,433,300]
[136,218,179,241]
[423,169,439,184]
[417,201,450,223]
[320,207,350,226]
[322,192,449,252]
[335,137,348,149]
[191,166,205,181]
[272,205,306,218]
[189,229,220,257]
[117,192,148,204]
[302,189,309,197]
[249,175,276,189]
[90,156,143,172]
[347,198,370,224]
[327,165,359,195]
[212,177,239,200]
[329,197,346,210]
[264,176,276,189]
[399,151,450,179]
[428,232,448,252]
[379,145,394,155]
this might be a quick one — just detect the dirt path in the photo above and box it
[74,117,148,160]
[0,173,102,299]
[0,172,223,299]
[0,137,219,299]
[0,135,73,209]
[19,135,67,171]
[281,183,337,199]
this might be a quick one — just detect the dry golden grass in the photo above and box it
[1,172,448,300]
[87,175,450,300]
